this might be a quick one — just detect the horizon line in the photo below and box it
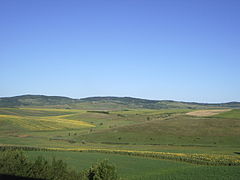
[0,94,239,104]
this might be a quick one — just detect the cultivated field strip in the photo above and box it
[186,109,231,117]
[0,114,94,130]
[1,145,240,166]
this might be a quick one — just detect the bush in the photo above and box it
[0,150,30,177]
[0,150,119,180]
[88,160,118,180]
[0,150,73,180]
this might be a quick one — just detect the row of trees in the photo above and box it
[0,150,118,180]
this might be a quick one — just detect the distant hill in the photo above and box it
[0,95,240,110]
[0,95,77,107]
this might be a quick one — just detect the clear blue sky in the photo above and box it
[1,0,240,103]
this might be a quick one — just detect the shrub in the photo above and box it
[0,150,119,180]
[0,150,73,180]
[0,150,29,177]
[88,160,118,180]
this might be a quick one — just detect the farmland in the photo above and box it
[2,0,240,179]
[0,100,240,179]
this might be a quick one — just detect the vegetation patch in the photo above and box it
[0,150,118,180]
[87,111,110,114]
[0,114,95,131]
[1,145,240,166]
[0,107,240,179]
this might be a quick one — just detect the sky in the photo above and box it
[0,0,240,103]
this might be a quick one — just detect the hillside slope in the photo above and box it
[0,95,240,109]
[0,95,77,107]
[79,110,240,146]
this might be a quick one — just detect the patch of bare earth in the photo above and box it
[186,109,231,117]
[17,134,31,138]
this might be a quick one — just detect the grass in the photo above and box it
[1,108,240,150]
[135,166,240,180]
[213,109,240,119]
[78,113,240,146]
[0,107,240,179]
[2,145,240,166]
[26,151,240,180]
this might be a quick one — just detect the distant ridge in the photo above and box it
[0,94,77,107]
[0,95,239,110]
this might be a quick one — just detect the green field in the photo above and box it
[0,107,240,179]
[26,151,240,180]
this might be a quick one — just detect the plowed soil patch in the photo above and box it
[186,109,231,117]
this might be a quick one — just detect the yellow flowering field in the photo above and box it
[1,144,240,166]
[0,114,94,131]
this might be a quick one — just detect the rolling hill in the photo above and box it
[0,94,240,109]
[0,100,240,179]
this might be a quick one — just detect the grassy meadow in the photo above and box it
[0,107,240,179]
[26,151,240,180]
